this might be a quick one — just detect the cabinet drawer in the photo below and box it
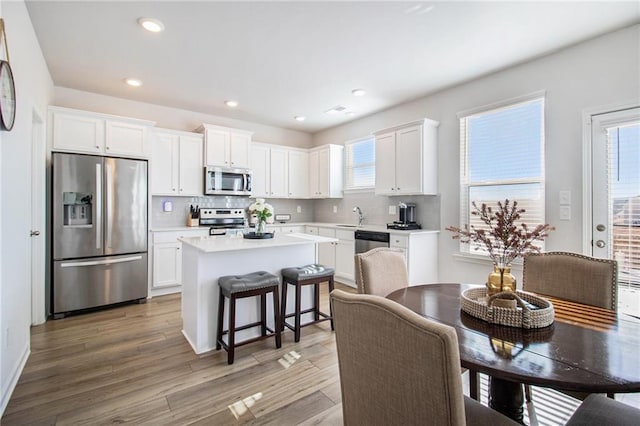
[336,229,355,241]
[390,235,408,248]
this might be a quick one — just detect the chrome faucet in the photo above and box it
[353,206,364,226]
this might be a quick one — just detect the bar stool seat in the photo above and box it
[216,271,281,364]
[281,264,335,342]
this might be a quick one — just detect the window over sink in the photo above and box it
[344,136,375,190]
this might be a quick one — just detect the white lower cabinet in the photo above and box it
[390,232,438,285]
[335,230,355,283]
[317,227,355,285]
[151,229,209,296]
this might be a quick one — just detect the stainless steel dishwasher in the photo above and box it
[354,230,390,254]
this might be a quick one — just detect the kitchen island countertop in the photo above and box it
[179,232,337,253]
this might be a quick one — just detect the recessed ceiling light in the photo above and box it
[138,18,165,33]
[225,100,239,108]
[294,116,306,122]
[124,78,142,87]
[351,89,366,97]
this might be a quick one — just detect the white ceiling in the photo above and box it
[25,1,640,133]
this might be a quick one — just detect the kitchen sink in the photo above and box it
[336,224,358,228]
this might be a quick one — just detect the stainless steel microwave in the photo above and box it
[204,166,252,196]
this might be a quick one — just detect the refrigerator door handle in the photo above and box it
[95,163,102,249]
[60,255,143,268]
[105,163,113,248]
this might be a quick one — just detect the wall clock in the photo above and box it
[0,59,15,131]
[0,19,14,131]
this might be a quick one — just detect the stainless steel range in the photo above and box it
[199,208,246,233]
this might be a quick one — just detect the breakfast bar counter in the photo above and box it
[179,233,337,354]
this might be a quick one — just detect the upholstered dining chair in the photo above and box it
[330,289,518,426]
[522,251,618,310]
[354,247,409,297]
[522,251,618,416]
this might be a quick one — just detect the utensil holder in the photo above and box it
[186,216,199,227]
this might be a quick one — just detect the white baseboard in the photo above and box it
[1,344,30,417]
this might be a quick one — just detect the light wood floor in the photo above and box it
[2,284,353,425]
[3,284,639,425]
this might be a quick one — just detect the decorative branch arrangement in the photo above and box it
[446,199,555,267]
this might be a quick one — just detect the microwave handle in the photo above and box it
[245,174,252,192]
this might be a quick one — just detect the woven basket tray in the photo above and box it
[461,288,554,329]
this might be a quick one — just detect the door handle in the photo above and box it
[60,255,143,268]
[105,163,113,248]
[96,163,102,249]
[30,230,40,237]
[595,240,606,248]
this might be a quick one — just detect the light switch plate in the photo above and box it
[559,190,571,205]
[163,201,173,212]
[333,206,338,213]
[296,205,302,213]
[559,205,571,220]
[389,205,396,215]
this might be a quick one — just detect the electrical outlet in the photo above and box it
[560,206,571,220]
[333,206,337,213]
[296,205,301,213]
[389,205,396,215]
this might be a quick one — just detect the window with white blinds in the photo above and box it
[458,95,546,256]
[344,137,375,190]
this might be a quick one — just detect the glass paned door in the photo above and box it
[591,107,640,316]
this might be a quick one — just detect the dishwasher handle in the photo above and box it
[354,230,390,243]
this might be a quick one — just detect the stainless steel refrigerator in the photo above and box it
[52,152,148,318]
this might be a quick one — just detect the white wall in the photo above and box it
[0,0,53,415]
[313,24,640,285]
[53,87,313,149]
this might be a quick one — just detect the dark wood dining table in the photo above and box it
[386,283,640,423]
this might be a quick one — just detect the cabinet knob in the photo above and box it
[96,145,100,149]
[180,188,183,192]
[172,188,176,191]
[106,146,110,150]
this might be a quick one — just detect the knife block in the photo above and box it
[186,216,199,227]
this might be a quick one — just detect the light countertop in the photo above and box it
[153,222,439,235]
[179,232,337,253]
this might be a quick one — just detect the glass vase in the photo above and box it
[487,264,516,296]
[256,219,266,235]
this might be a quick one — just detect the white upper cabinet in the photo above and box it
[151,129,203,196]
[309,144,344,198]
[50,106,154,158]
[250,144,270,198]
[374,119,439,196]
[269,147,289,198]
[250,143,308,199]
[288,149,309,198]
[197,124,252,169]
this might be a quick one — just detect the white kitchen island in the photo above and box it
[179,232,337,354]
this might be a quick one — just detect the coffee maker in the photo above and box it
[387,202,421,230]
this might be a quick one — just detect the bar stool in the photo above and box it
[216,271,282,364]
[281,264,335,342]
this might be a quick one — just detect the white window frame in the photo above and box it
[456,91,547,259]
[344,135,375,192]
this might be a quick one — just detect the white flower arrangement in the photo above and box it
[248,198,274,224]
